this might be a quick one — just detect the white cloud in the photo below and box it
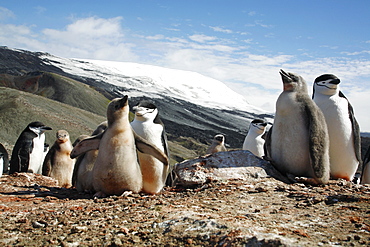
[209,26,233,34]
[0,7,15,20]
[189,34,217,43]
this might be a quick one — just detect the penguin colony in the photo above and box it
[1,69,369,196]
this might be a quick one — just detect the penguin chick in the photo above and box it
[206,134,227,155]
[131,100,170,194]
[242,119,267,157]
[9,121,52,174]
[265,69,330,185]
[313,74,361,181]
[72,121,108,193]
[43,130,75,188]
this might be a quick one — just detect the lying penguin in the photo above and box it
[70,96,169,197]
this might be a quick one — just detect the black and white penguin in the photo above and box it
[206,134,227,155]
[130,100,171,194]
[42,130,75,188]
[361,146,370,184]
[312,74,361,181]
[242,119,267,158]
[265,70,330,185]
[0,143,9,176]
[9,121,52,174]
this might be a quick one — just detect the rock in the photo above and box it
[174,150,290,186]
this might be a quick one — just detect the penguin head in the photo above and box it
[27,121,52,136]
[56,130,70,143]
[249,119,267,135]
[279,69,308,93]
[213,134,225,144]
[132,100,159,122]
[313,74,340,96]
[107,96,129,125]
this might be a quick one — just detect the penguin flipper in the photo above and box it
[42,148,54,176]
[264,125,273,160]
[70,133,102,159]
[304,101,330,184]
[134,131,169,166]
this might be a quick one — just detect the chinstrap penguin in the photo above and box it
[242,119,267,158]
[131,100,171,194]
[42,130,75,188]
[9,121,52,174]
[206,134,227,155]
[361,146,370,184]
[265,70,330,185]
[70,96,169,197]
[72,121,108,193]
[312,74,361,181]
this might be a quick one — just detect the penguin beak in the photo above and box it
[41,126,52,131]
[331,78,340,85]
[119,95,129,108]
[279,69,292,84]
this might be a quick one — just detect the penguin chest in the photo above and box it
[132,122,164,150]
[28,134,46,173]
[243,134,265,157]
[93,128,142,194]
[316,97,358,179]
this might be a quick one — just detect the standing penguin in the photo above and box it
[42,130,75,188]
[265,70,330,185]
[206,134,227,155]
[0,143,9,176]
[130,100,170,194]
[242,119,267,157]
[70,96,169,197]
[72,121,107,193]
[361,146,370,184]
[9,121,52,174]
[312,74,361,181]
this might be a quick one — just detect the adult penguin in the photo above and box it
[9,121,52,174]
[131,100,171,194]
[312,74,361,181]
[242,119,267,158]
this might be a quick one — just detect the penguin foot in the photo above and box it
[121,191,133,197]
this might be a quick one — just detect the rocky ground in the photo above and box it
[0,172,369,246]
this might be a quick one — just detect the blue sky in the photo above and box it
[1,0,370,131]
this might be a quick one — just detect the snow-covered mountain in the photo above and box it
[40,55,265,113]
[0,47,273,147]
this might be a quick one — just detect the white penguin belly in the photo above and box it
[132,121,167,193]
[243,135,264,157]
[28,134,45,173]
[271,93,312,176]
[316,97,358,180]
